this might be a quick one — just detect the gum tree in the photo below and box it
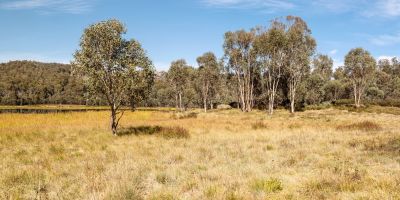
[73,19,154,135]
[223,30,257,112]
[284,16,316,113]
[344,48,376,108]
[167,59,191,112]
[254,19,286,115]
[196,52,220,112]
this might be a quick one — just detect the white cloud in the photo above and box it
[201,0,295,11]
[0,0,93,14]
[329,49,338,55]
[312,0,359,13]
[375,0,400,17]
[362,0,400,17]
[370,33,400,46]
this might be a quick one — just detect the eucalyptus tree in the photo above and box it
[73,19,154,135]
[284,16,316,113]
[223,29,257,112]
[313,54,333,81]
[254,19,286,115]
[167,59,192,112]
[344,48,376,108]
[196,52,220,112]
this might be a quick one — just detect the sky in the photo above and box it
[0,0,399,71]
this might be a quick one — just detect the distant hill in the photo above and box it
[0,60,87,105]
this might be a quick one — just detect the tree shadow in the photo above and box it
[118,125,163,136]
[118,125,190,139]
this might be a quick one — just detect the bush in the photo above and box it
[333,99,354,106]
[336,121,382,132]
[251,178,283,193]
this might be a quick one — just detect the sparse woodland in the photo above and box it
[1,17,399,112]
[1,17,400,199]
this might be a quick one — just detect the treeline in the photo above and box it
[1,16,400,112]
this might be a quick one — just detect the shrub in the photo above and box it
[305,102,332,110]
[251,178,283,193]
[251,121,268,130]
[336,121,382,132]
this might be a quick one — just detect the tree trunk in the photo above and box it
[289,81,296,114]
[354,84,360,108]
[110,105,118,135]
[179,92,183,112]
[175,94,179,110]
[268,95,274,115]
[290,100,295,113]
[203,97,207,113]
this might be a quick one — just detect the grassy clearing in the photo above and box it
[1,108,400,199]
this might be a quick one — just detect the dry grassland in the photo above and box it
[1,108,399,199]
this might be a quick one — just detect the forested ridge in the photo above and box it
[0,61,87,105]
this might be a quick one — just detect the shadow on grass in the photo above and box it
[118,125,163,136]
[336,121,382,132]
[118,125,190,139]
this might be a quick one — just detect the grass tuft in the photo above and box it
[251,121,268,130]
[251,178,283,193]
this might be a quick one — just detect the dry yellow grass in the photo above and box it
[1,108,400,199]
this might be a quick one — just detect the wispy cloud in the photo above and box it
[311,0,360,13]
[364,0,400,17]
[370,33,400,46]
[329,49,338,55]
[0,0,94,14]
[201,0,295,11]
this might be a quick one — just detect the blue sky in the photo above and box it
[0,0,399,70]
